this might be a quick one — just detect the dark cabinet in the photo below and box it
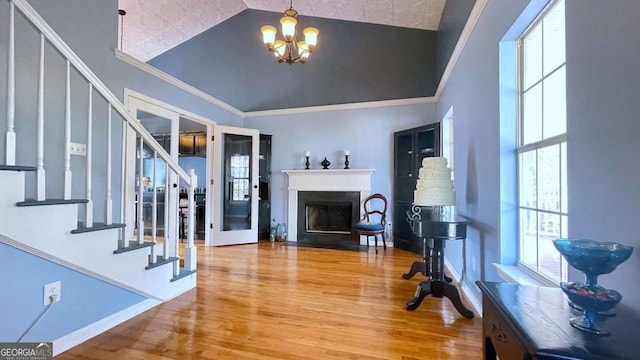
[179,133,207,156]
[393,122,440,254]
[258,134,272,240]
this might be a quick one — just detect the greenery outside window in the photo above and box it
[517,0,568,284]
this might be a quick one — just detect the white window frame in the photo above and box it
[516,0,568,285]
[230,154,250,202]
[441,106,454,180]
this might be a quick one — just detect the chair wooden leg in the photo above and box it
[382,232,387,250]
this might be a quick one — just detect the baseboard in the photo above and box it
[52,298,160,356]
[443,257,482,317]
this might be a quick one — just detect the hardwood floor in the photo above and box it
[57,242,482,359]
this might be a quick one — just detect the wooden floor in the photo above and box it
[57,242,482,359]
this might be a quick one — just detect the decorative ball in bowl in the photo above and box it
[560,282,621,313]
[553,238,633,277]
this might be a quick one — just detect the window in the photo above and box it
[441,106,454,180]
[517,0,568,284]
[230,154,250,201]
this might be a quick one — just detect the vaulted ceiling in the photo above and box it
[118,0,447,62]
[116,0,476,112]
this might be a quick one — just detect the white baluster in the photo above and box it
[63,60,71,199]
[5,1,16,165]
[104,104,113,225]
[163,162,169,260]
[137,136,144,244]
[84,83,93,226]
[118,122,128,248]
[150,151,157,263]
[36,33,45,201]
[184,169,198,271]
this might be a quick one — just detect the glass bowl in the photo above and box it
[561,282,621,313]
[553,239,633,280]
[560,282,622,335]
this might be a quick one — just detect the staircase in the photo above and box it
[1,0,197,304]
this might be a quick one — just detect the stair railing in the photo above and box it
[3,0,197,275]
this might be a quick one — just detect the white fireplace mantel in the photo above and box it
[283,169,375,242]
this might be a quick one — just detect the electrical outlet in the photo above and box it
[69,142,87,156]
[471,256,477,273]
[43,281,61,305]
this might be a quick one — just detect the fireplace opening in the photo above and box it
[306,202,352,234]
[297,191,360,245]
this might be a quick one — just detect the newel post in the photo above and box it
[184,169,198,271]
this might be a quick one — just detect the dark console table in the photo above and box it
[403,209,474,319]
[477,281,640,360]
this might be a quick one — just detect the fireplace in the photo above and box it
[297,191,360,244]
[283,168,375,246]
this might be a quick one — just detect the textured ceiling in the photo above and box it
[118,0,446,62]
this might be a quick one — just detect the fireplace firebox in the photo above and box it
[297,191,360,245]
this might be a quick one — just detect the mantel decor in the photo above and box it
[260,0,319,65]
[344,150,350,169]
[304,150,310,170]
[321,157,330,169]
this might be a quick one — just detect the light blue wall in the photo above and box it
[564,0,640,309]
[436,0,530,302]
[244,103,438,226]
[439,0,640,311]
[0,241,146,342]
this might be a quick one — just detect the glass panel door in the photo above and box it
[212,125,259,246]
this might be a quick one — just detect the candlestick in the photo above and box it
[344,154,350,169]
[305,156,310,170]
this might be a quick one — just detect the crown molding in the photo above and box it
[243,96,437,118]
[115,49,244,117]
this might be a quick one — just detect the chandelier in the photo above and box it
[260,1,319,65]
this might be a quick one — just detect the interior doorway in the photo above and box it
[124,89,214,245]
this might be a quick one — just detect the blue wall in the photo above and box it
[564,0,640,308]
[244,102,438,225]
[439,0,640,310]
[0,241,146,342]
[0,0,242,219]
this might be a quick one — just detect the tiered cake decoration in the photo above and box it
[413,157,455,206]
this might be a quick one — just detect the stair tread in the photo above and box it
[171,268,197,282]
[17,198,89,206]
[0,165,37,172]
[113,241,155,254]
[71,222,126,234]
[145,256,179,270]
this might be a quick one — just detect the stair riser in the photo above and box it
[1,169,195,300]
[0,171,26,204]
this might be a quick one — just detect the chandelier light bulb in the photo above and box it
[280,16,297,41]
[261,25,276,48]
[303,27,319,49]
[297,41,309,60]
[273,40,286,58]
